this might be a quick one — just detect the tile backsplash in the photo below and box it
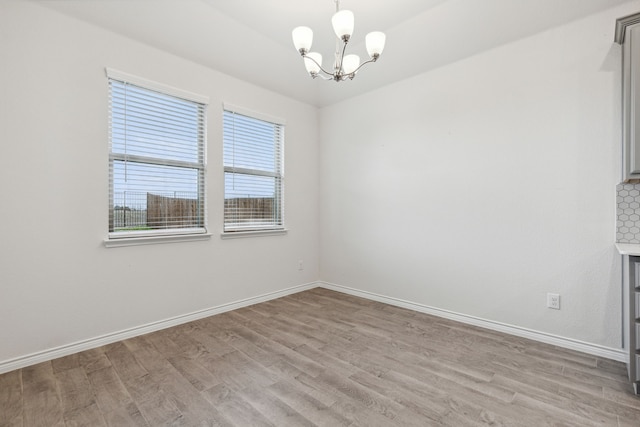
[617,183,640,243]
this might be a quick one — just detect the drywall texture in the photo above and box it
[319,4,638,349]
[0,2,319,364]
[616,183,640,243]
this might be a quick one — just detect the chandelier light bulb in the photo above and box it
[342,54,360,75]
[292,26,313,54]
[331,10,354,41]
[366,31,386,58]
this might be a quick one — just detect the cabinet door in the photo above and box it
[629,26,640,176]
[631,257,640,392]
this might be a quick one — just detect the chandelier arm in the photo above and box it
[336,40,348,74]
[315,74,334,81]
[350,57,377,75]
[302,54,336,77]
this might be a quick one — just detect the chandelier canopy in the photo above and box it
[292,0,386,82]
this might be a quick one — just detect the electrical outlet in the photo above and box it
[547,293,560,310]
[298,259,304,271]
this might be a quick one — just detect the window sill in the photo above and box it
[104,233,212,248]
[220,229,288,239]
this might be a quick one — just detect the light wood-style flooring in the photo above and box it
[1,288,639,426]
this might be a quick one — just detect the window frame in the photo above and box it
[222,103,286,237]
[105,68,211,247]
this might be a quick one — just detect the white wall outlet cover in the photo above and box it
[547,293,560,310]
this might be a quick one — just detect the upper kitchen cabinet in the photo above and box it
[616,13,640,182]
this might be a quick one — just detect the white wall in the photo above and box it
[319,4,639,349]
[0,2,319,365]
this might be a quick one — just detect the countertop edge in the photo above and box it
[615,242,640,256]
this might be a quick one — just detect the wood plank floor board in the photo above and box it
[51,354,80,375]
[284,371,341,409]
[219,350,280,388]
[131,389,183,426]
[166,355,221,392]
[3,288,639,426]
[1,417,24,427]
[20,362,65,427]
[143,332,185,360]
[55,367,97,415]
[599,355,628,370]
[362,328,495,381]
[0,369,23,426]
[346,367,453,424]
[603,384,640,409]
[510,392,606,427]
[234,385,316,427]
[214,329,281,368]
[121,373,163,405]
[266,379,352,427]
[264,359,307,382]
[200,383,274,427]
[62,401,107,427]
[492,372,621,426]
[21,362,57,393]
[86,366,138,418]
[262,315,330,349]
[103,342,148,382]
[280,293,325,309]
[561,363,634,390]
[180,327,236,358]
[315,341,392,379]
[164,328,210,361]
[302,363,447,426]
[556,383,640,423]
[292,343,362,379]
[479,348,565,376]
[380,368,514,426]
[521,341,600,370]
[79,353,112,376]
[222,311,310,352]
[314,369,407,419]
[208,316,330,379]
[491,359,606,398]
[22,387,65,427]
[403,366,584,427]
[122,337,175,377]
[146,368,232,427]
[193,352,258,392]
[291,317,363,349]
[311,392,402,427]
[619,416,640,427]
[318,332,516,406]
[231,327,322,370]
[296,313,359,335]
[99,403,150,427]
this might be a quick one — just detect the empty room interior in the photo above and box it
[4,0,640,425]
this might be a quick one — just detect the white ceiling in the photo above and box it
[32,0,632,107]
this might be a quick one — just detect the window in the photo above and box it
[223,105,285,233]
[107,69,208,241]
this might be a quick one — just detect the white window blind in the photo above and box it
[223,107,284,232]
[108,71,207,238]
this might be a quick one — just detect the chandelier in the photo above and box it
[292,0,386,82]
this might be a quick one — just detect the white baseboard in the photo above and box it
[1,279,626,374]
[319,282,627,363]
[0,281,320,375]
